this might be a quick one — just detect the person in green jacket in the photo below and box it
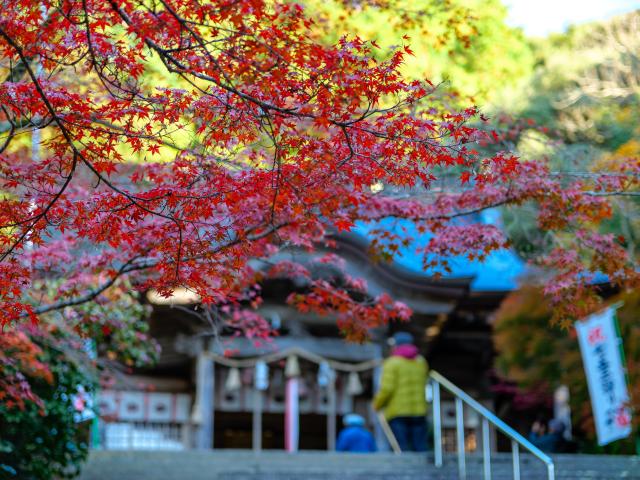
[373,331,428,452]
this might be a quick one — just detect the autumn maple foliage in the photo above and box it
[0,0,638,354]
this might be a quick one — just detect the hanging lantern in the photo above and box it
[346,371,363,396]
[317,361,334,387]
[225,367,242,391]
[285,355,300,378]
[255,360,269,391]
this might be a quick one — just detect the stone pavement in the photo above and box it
[76,450,640,480]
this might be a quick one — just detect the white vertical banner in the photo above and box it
[576,306,632,446]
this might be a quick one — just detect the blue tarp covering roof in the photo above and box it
[353,208,525,292]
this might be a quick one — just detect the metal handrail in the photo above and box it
[429,370,555,480]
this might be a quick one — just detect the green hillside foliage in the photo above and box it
[519,10,640,149]
[499,10,640,262]
[305,0,534,105]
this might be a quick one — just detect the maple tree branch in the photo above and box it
[26,220,291,318]
[104,0,430,141]
[0,25,198,268]
[31,255,146,316]
[0,27,79,261]
[2,57,32,83]
[584,191,640,197]
[0,122,15,153]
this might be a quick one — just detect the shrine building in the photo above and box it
[95,210,525,452]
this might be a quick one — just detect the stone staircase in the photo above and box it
[77,450,640,480]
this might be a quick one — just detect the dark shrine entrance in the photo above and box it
[214,411,330,450]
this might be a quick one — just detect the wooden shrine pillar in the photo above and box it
[253,361,269,452]
[372,364,388,451]
[252,389,263,451]
[318,361,336,451]
[285,355,300,452]
[326,374,337,451]
[194,352,215,449]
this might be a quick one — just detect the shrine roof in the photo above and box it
[352,208,525,293]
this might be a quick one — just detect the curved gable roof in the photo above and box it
[352,208,525,293]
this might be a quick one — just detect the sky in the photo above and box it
[503,0,639,37]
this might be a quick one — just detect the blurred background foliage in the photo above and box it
[307,0,535,104]
[498,10,640,263]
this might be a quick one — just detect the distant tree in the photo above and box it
[517,10,639,148]
[310,0,535,104]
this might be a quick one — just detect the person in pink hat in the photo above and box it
[374,332,428,452]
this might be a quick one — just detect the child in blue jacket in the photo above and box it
[336,413,376,452]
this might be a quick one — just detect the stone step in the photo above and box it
[77,450,640,480]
